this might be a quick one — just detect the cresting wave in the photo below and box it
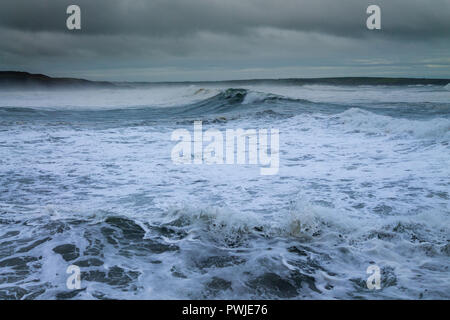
[0,88,310,118]
[0,85,448,114]
[1,86,449,127]
[331,108,450,140]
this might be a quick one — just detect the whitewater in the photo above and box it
[0,83,449,299]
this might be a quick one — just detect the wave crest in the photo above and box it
[333,108,450,140]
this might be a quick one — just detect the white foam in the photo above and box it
[242,84,450,104]
[333,108,450,140]
[241,91,278,104]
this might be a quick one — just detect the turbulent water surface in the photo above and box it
[0,83,449,299]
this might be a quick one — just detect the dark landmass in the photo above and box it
[1,71,449,89]
[151,77,450,87]
[239,77,450,86]
[0,71,115,89]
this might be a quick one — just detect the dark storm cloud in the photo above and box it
[1,0,449,38]
[0,0,449,80]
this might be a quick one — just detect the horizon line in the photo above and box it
[1,70,449,85]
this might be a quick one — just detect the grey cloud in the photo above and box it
[0,0,449,39]
[0,0,448,80]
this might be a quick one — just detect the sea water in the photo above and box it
[0,83,449,299]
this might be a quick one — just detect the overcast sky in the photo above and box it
[0,0,449,81]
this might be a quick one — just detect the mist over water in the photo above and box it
[0,83,449,299]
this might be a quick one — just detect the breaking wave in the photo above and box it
[332,108,450,140]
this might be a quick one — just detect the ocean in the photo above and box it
[0,82,449,299]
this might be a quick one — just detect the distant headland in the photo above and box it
[0,71,115,88]
[0,71,449,88]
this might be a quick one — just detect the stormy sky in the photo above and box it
[0,0,449,81]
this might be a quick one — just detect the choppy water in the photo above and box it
[0,83,449,299]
